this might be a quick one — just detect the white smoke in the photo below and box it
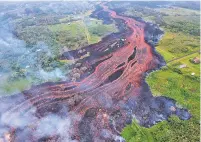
[35,114,71,141]
[39,68,67,82]
[0,99,80,141]
[0,25,68,95]
[100,129,125,142]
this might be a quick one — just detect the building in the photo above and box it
[192,57,200,64]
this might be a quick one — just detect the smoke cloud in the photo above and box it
[0,95,80,142]
[0,21,67,96]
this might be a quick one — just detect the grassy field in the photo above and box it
[49,17,117,45]
[156,31,199,61]
[49,9,117,46]
[86,18,118,44]
[168,52,200,75]
[48,21,86,35]
[121,3,200,142]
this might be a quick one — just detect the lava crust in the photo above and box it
[0,2,190,142]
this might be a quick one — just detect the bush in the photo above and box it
[172,68,182,74]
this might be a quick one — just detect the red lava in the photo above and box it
[0,2,161,142]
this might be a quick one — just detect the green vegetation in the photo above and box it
[48,21,85,34]
[15,12,118,52]
[122,116,200,142]
[122,120,154,142]
[118,2,200,142]
[147,66,200,115]
[48,21,88,51]
[86,18,118,44]
[168,52,200,75]
[156,31,199,61]
[156,7,199,16]
[48,18,117,47]
[123,62,200,141]
[112,2,200,36]
[156,7,200,36]
[0,78,32,95]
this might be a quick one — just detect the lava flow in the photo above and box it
[0,2,190,142]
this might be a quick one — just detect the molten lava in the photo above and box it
[0,2,190,142]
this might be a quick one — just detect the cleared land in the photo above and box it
[48,17,117,46]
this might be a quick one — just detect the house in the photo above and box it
[179,64,187,68]
[192,57,200,64]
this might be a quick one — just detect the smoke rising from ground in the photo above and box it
[0,20,68,96]
[0,95,80,141]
